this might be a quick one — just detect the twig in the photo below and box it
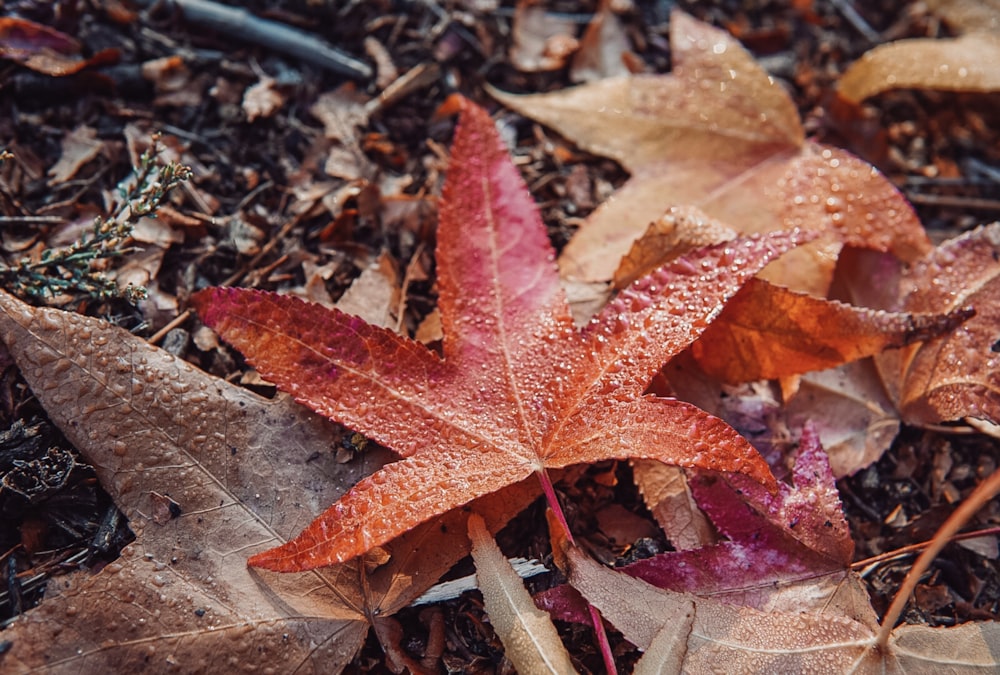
[828,0,881,44]
[134,0,372,80]
[906,193,1000,211]
[875,466,1000,648]
[852,525,1000,574]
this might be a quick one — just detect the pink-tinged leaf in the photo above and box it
[620,424,854,607]
[194,100,803,572]
[493,11,930,295]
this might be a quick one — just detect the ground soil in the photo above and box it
[1,1,1000,672]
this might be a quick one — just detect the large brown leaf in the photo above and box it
[492,11,930,296]
[0,290,532,673]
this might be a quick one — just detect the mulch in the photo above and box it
[1,0,999,672]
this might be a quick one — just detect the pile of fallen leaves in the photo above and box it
[2,1,1000,673]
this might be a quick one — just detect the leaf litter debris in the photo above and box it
[2,2,1000,672]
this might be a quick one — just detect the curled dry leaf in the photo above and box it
[838,224,1000,426]
[838,32,1000,104]
[193,100,805,573]
[0,290,533,673]
[469,513,577,675]
[492,10,930,296]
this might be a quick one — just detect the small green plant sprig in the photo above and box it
[0,135,192,305]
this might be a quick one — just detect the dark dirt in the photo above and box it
[2,0,999,672]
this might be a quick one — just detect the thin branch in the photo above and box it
[134,0,371,80]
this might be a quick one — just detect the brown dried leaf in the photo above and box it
[631,461,716,550]
[558,536,1000,672]
[0,290,530,673]
[570,1,632,83]
[510,2,579,72]
[46,125,103,185]
[884,225,1000,425]
[242,76,285,122]
[837,225,1000,426]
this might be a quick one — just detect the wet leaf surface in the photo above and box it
[193,100,803,572]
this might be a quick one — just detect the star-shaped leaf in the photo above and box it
[193,100,807,573]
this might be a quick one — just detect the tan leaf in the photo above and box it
[47,125,103,185]
[492,11,930,295]
[631,461,716,550]
[242,76,285,122]
[613,205,736,290]
[557,535,1000,672]
[570,0,633,83]
[510,2,579,72]
[784,360,901,477]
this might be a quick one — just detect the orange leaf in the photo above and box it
[193,100,807,572]
[691,277,972,383]
[492,10,930,296]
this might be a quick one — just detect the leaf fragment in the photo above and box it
[469,513,577,675]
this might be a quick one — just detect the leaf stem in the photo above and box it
[876,466,1000,649]
[536,469,573,543]
[536,469,618,675]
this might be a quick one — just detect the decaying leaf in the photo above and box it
[469,513,576,674]
[0,290,533,673]
[784,359,901,478]
[193,100,805,573]
[0,16,117,76]
[556,529,1000,672]
[492,11,930,296]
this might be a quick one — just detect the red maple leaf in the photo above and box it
[192,100,806,572]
